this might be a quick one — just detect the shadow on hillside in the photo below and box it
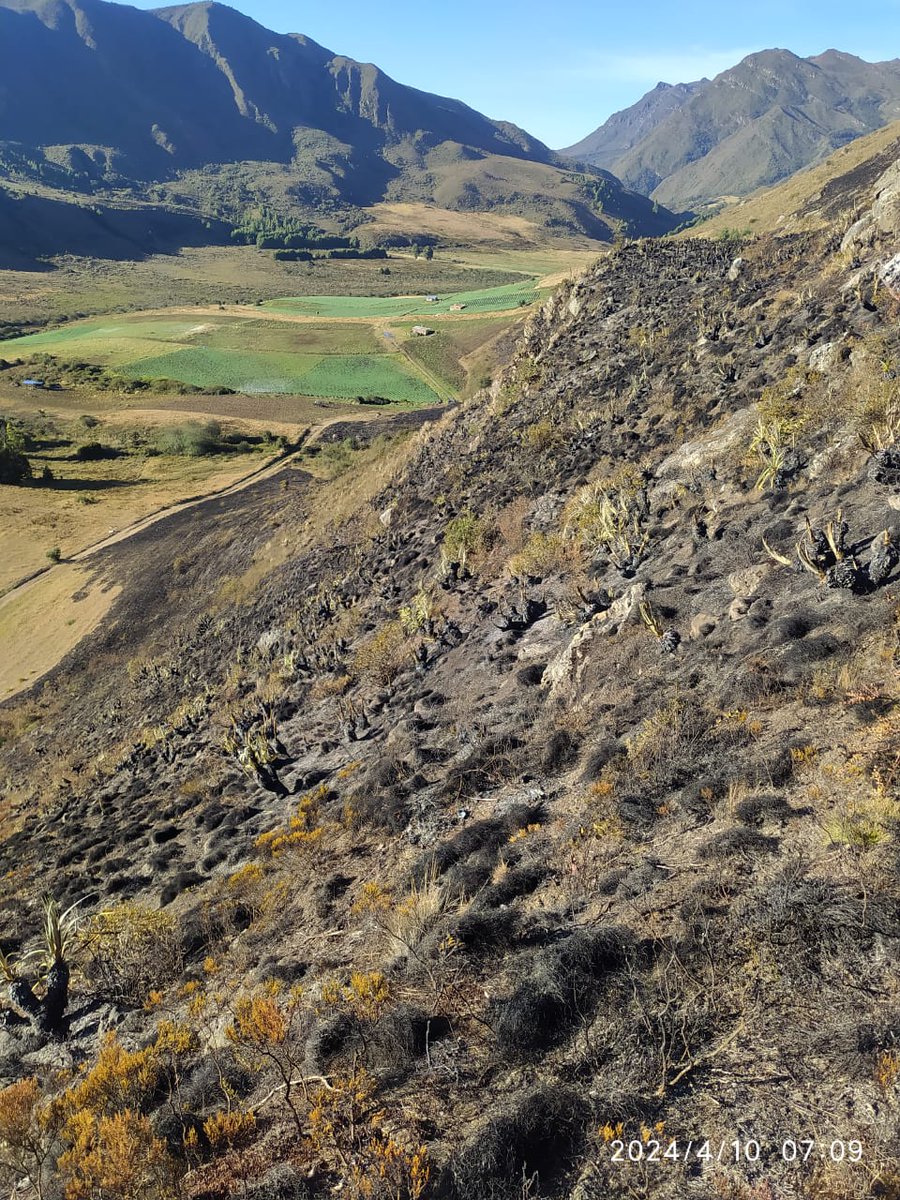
[42,478,133,492]
[0,190,231,267]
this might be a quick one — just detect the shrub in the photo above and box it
[493,929,628,1057]
[154,421,222,457]
[448,1088,586,1200]
[562,472,648,573]
[0,1078,53,1198]
[75,441,117,461]
[55,1031,160,1118]
[319,437,355,477]
[46,546,61,563]
[78,902,181,1005]
[202,1108,257,1152]
[0,444,31,484]
[351,620,413,685]
[255,793,325,855]
[507,532,571,580]
[57,1110,177,1200]
[226,983,306,1135]
[307,1069,429,1200]
[442,509,485,571]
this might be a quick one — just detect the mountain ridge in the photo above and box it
[561,79,706,169]
[562,47,900,208]
[0,0,681,255]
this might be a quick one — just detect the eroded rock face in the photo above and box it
[542,618,604,698]
[808,340,843,374]
[655,406,757,479]
[880,251,900,300]
[841,157,900,254]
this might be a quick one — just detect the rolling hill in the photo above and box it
[562,48,900,210]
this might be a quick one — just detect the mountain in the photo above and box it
[562,48,900,210]
[0,0,548,179]
[1,140,900,1196]
[0,0,680,253]
[561,79,706,169]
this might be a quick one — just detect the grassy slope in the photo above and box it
[687,120,900,239]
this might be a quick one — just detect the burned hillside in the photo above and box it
[0,215,898,1199]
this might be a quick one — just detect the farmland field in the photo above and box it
[0,276,548,403]
[0,314,445,402]
[0,244,530,336]
[263,280,542,319]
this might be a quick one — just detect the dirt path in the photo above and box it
[0,443,301,605]
[68,441,306,563]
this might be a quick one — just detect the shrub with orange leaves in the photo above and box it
[227,984,303,1049]
[255,787,328,857]
[57,1108,177,1200]
[351,881,393,916]
[877,1049,900,1095]
[225,984,306,1134]
[45,1026,194,1200]
[202,1108,257,1152]
[309,1069,429,1199]
[317,971,391,1060]
[0,1077,56,1199]
[345,971,390,1023]
[54,1033,158,1121]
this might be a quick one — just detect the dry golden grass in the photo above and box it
[0,566,121,701]
[689,121,900,240]
[0,446,272,592]
[355,202,543,245]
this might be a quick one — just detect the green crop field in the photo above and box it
[0,277,546,402]
[263,280,542,319]
[115,348,438,401]
[119,348,325,394]
[297,356,440,404]
[0,314,443,403]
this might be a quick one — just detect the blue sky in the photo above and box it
[131,0,900,146]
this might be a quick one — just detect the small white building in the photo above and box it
[411,325,434,336]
